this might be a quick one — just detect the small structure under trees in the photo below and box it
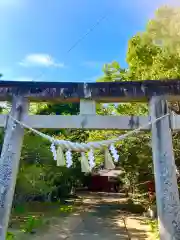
[0,80,180,239]
[87,168,124,192]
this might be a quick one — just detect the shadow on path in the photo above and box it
[24,195,153,239]
[68,197,150,240]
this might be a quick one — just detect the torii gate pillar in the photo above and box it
[0,95,28,240]
[149,96,180,239]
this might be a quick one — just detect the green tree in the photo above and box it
[98,6,180,82]
[94,5,180,196]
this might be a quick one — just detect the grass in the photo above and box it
[146,219,159,239]
[8,200,80,239]
[6,232,16,240]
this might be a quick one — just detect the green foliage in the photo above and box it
[13,205,26,215]
[13,101,88,204]
[59,205,73,213]
[6,232,15,240]
[98,6,180,82]
[20,216,43,233]
[16,164,51,200]
[15,133,54,202]
[147,219,159,239]
[21,133,53,165]
[94,5,180,197]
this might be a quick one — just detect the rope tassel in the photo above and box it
[104,148,115,170]
[66,150,73,168]
[81,152,91,173]
[88,149,95,170]
[50,142,57,161]
[56,146,66,166]
[109,144,119,162]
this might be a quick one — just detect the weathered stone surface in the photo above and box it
[0,80,180,102]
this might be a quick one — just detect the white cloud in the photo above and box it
[19,54,65,68]
[12,77,34,81]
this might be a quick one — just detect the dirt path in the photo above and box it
[28,195,155,240]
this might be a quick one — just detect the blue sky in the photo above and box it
[0,0,178,82]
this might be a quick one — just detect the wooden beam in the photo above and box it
[0,80,180,102]
[149,96,180,239]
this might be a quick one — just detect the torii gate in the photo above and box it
[0,80,180,239]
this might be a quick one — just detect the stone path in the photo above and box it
[32,194,155,240]
[13,195,155,240]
